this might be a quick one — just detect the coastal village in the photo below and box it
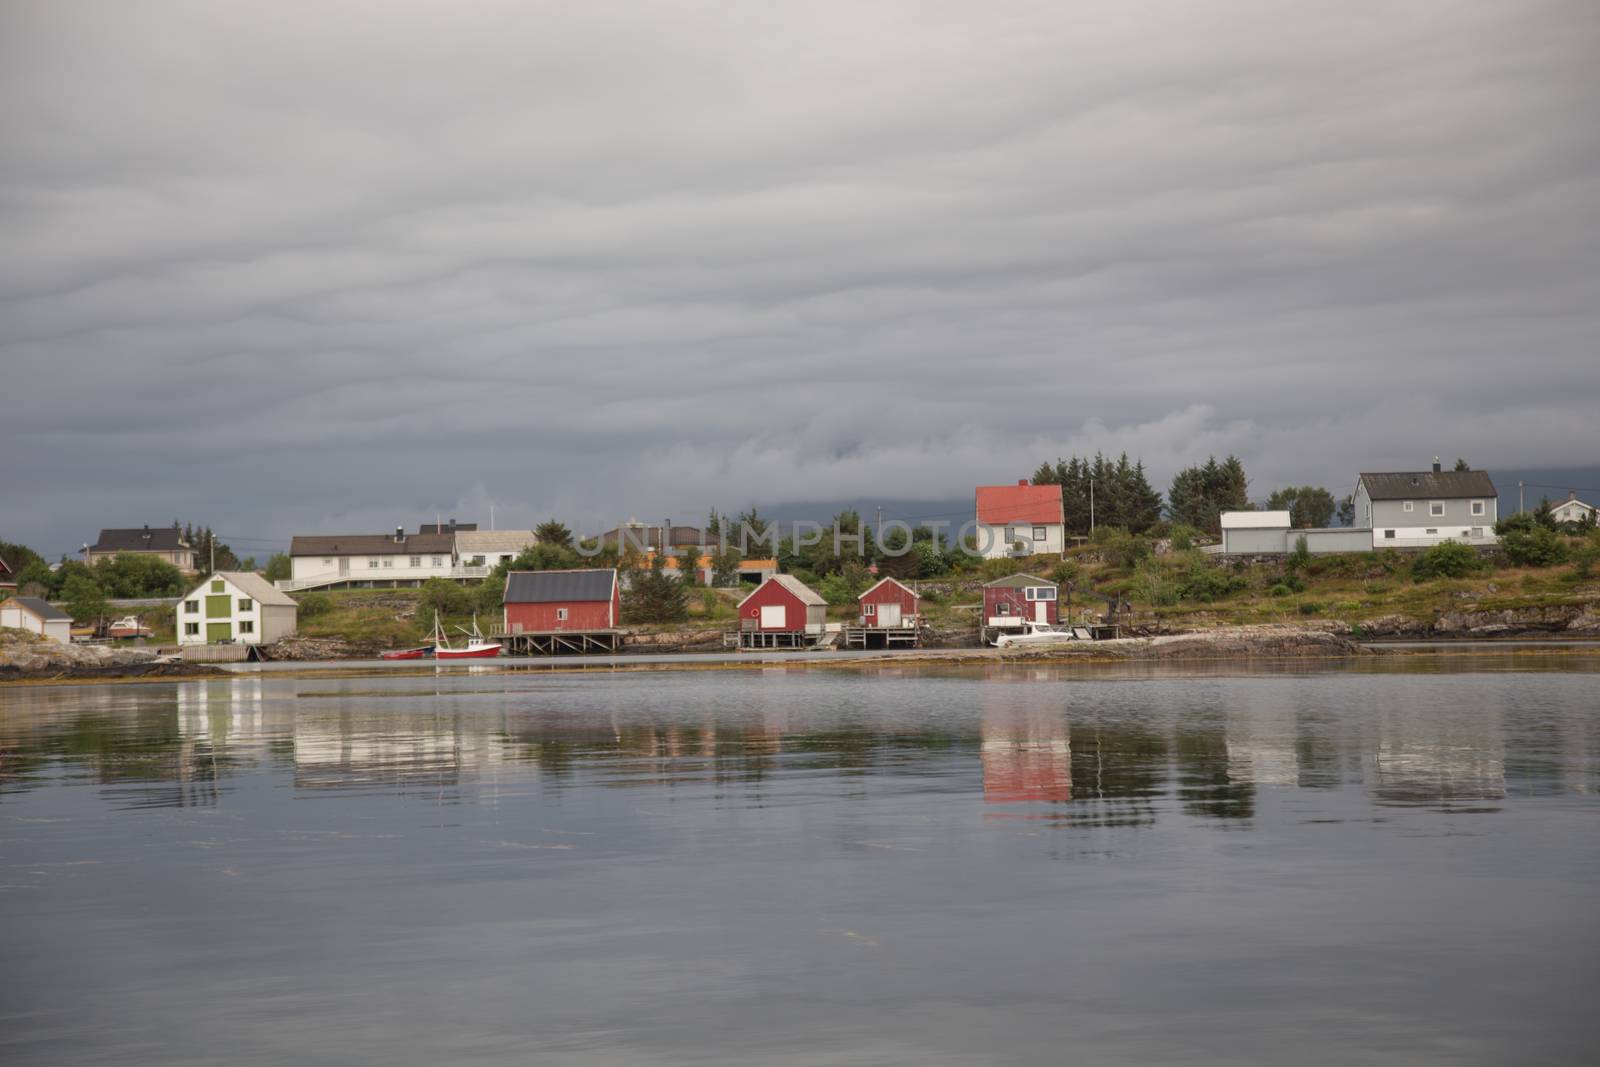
[3,455,1598,677]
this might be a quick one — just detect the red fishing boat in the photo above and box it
[379,644,434,660]
[433,613,502,660]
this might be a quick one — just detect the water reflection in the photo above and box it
[3,666,1596,822]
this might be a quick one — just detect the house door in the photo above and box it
[878,603,901,628]
[760,605,787,629]
[206,622,231,643]
[338,558,350,576]
[1035,601,1048,623]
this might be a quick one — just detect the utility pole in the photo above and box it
[876,506,883,541]
[1519,481,1524,514]
[490,503,495,531]
[209,535,215,575]
[1089,477,1095,535]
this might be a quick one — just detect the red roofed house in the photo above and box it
[975,481,1065,559]
[736,574,827,648]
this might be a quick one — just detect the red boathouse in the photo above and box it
[857,576,919,629]
[981,573,1058,644]
[503,568,619,633]
[736,575,827,648]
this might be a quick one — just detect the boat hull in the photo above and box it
[435,643,501,660]
[380,646,434,660]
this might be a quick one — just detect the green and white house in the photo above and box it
[177,572,298,647]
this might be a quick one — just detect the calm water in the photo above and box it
[2,663,1598,1065]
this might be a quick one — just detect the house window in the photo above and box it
[864,603,876,616]
[1425,529,1438,536]
[1032,526,1047,541]
[237,598,253,613]
[410,556,421,567]
[185,600,199,614]
[1471,527,1484,539]
[1471,500,1485,516]
[322,558,333,565]
[556,608,569,621]
[239,620,254,634]
[368,559,380,569]
[184,622,199,636]
[996,602,1011,616]
[432,556,444,567]
[382,558,393,568]
[1384,530,1396,539]
[1403,501,1414,513]
[1430,501,1445,517]
[1024,587,1057,602]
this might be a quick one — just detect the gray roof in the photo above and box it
[92,527,189,552]
[1358,470,1497,501]
[739,573,826,607]
[504,568,616,603]
[983,572,1056,589]
[290,532,455,556]
[6,596,72,621]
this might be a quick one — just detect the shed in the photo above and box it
[177,572,298,646]
[503,569,619,632]
[0,596,73,645]
[858,577,920,629]
[1220,510,1292,554]
[738,575,826,635]
[982,573,1058,631]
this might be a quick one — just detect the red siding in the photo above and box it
[740,580,808,632]
[983,584,1058,624]
[503,588,618,632]
[858,579,919,627]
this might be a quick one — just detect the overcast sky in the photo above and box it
[3,1,1598,558]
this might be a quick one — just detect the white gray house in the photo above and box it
[1352,463,1498,549]
[178,572,298,646]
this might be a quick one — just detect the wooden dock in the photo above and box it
[490,628,624,656]
[841,626,922,650]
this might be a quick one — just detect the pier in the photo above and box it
[490,628,624,656]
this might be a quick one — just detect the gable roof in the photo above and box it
[290,532,456,557]
[597,524,706,551]
[91,527,189,552]
[983,572,1055,589]
[976,483,1065,525]
[187,571,298,607]
[456,530,539,556]
[1358,470,1497,501]
[504,568,616,604]
[4,596,72,622]
[858,576,919,602]
[738,573,826,609]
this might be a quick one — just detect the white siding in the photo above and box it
[290,553,456,586]
[177,575,297,647]
[975,522,1065,560]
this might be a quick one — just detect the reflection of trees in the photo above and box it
[1068,722,1168,827]
[1175,720,1255,820]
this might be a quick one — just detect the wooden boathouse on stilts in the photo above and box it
[729,575,828,650]
[843,576,923,649]
[493,568,624,655]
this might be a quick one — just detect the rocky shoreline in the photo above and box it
[0,630,226,683]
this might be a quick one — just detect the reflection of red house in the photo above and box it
[857,576,919,628]
[503,569,619,632]
[981,702,1071,803]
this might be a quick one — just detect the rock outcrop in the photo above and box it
[0,628,224,681]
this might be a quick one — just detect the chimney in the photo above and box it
[1432,456,1441,474]
[1018,479,1028,486]
[395,526,404,543]
[448,518,456,534]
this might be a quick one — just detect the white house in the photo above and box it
[975,481,1066,559]
[0,597,73,644]
[1548,492,1597,526]
[455,530,539,568]
[1352,464,1499,548]
[284,527,469,590]
[178,572,298,646]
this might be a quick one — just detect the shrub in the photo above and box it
[1411,541,1482,582]
[1050,560,1080,586]
[1269,583,1292,598]
[417,578,472,617]
[1286,535,1311,574]
[1177,561,1242,603]
[295,591,332,618]
[1499,521,1568,568]
[1297,602,1322,616]
[1573,536,1600,579]
[1170,524,1200,552]
[1131,559,1178,606]
[1099,528,1151,569]
[818,574,856,606]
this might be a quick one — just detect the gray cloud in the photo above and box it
[3,0,1599,556]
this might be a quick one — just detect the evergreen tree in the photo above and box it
[1453,458,1471,472]
[1167,456,1250,534]
[623,552,689,623]
[534,520,574,547]
[1266,486,1337,529]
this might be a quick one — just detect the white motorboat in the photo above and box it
[994,619,1077,649]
